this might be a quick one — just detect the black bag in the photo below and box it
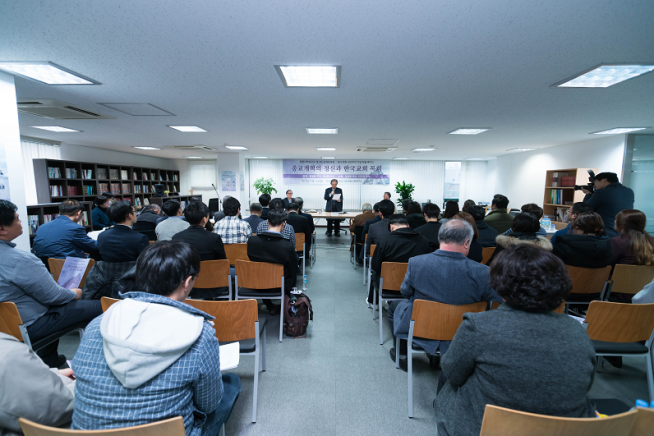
[283,293,313,338]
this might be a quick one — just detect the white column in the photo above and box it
[216,153,244,205]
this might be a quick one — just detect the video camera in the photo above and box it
[574,169,596,192]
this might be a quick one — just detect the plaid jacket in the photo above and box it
[215,216,252,244]
[72,292,222,436]
[256,221,296,247]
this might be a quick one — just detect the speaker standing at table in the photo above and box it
[324,179,343,236]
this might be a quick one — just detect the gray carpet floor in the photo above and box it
[59,232,651,435]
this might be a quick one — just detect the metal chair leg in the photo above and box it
[219,423,225,436]
[646,351,654,403]
[262,324,267,372]
[408,322,415,418]
[379,296,384,345]
[252,322,260,423]
[396,336,400,369]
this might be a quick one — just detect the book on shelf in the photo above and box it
[122,197,132,204]
[97,168,108,179]
[28,215,40,236]
[173,174,178,181]
[80,211,89,226]
[50,185,64,197]
[110,169,120,180]
[549,189,564,205]
[134,197,142,207]
[166,174,170,181]
[111,183,121,194]
[43,214,59,223]
[67,186,79,196]
[82,169,93,179]
[150,172,156,181]
[150,185,156,193]
[133,172,138,180]
[121,183,131,194]
[143,198,150,206]
[48,167,62,178]
[121,170,128,180]
[99,183,109,194]
[84,185,94,195]
[65,168,77,179]
[142,173,148,181]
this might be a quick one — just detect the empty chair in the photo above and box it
[607,264,654,300]
[191,259,232,300]
[18,416,185,436]
[376,262,408,344]
[564,265,612,311]
[48,258,96,288]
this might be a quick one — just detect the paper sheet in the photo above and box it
[219,342,240,371]
[333,193,341,200]
[57,257,90,289]
[567,314,585,325]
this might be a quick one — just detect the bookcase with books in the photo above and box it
[148,195,202,209]
[543,168,597,222]
[26,201,93,247]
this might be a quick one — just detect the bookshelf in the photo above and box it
[543,168,597,221]
[26,201,93,247]
[34,159,181,208]
[148,195,202,209]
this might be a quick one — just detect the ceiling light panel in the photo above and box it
[591,127,648,135]
[276,65,341,87]
[133,146,161,150]
[0,61,99,85]
[168,125,207,132]
[506,148,535,152]
[184,156,203,159]
[412,148,435,152]
[556,64,654,88]
[31,126,80,132]
[448,128,491,135]
[225,145,248,150]
[316,147,336,151]
[306,128,338,134]
[251,156,268,159]
[393,158,408,160]
[321,157,335,159]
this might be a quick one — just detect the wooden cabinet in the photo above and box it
[26,202,93,247]
[543,168,597,221]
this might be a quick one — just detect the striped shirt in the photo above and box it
[256,221,296,247]
[214,216,252,244]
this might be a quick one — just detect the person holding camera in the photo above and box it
[582,172,634,238]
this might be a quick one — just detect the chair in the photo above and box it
[367,245,377,295]
[564,265,612,311]
[48,258,96,288]
[186,299,266,423]
[607,264,654,300]
[375,262,408,344]
[481,247,495,265]
[478,404,639,436]
[404,299,487,417]
[362,234,369,286]
[310,230,316,268]
[585,301,654,402]
[351,225,365,269]
[0,302,85,352]
[295,233,306,278]
[234,260,285,342]
[224,243,249,266]
[18,416,185,436]
[100,296,120,312]
[191,259,231,300]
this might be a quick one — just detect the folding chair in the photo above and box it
[100,297,120,312]
[564,265,612,312]
[362,234,369,286]
[19,416,185,436]
[403,299,487,417]
[607,264,654,301]
[481,247,495,265]
[351,225,364,269]
[234,260,285,342]
[191,259,231,300]
[186,299,266,423]
[48,258,96,288]
[0,302,85,352]
[376,262,408,344]
[224,243,249,266]
[295,233,306,278]
[367,245,377,296]
[310,231,316,268]
[585,301,654,403]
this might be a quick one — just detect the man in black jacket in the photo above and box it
[366,199,395,255]
[132,205,161,240]
[259,193,272,220]
[294,197,315,234]
[468,205,497,247]
[582,172,634,238]
[415,203,442,251]
[324,179,343,236]
[172,201,226,261]
[285,202,312,257]
[97,201,149,262]
[368,214,431,306]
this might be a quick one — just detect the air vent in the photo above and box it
[356,147,398,152]
[171,145,214,151]
[367,139,400,146]
[17,99,114,119]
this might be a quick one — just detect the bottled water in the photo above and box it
[542,217,551,231]
[303,275,308,292]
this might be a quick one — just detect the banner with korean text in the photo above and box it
[282,159,390,185]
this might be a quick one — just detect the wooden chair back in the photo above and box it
[295,233,306,252]
[585,301,654,343]
[101,297,121,312]
[186,299,258,341]
[411,299,487,341]
[0,302,25,341]
[224,243,249,265]
[48,258,96,288]
[481,247,496,265]
[479,404,637,436]
[235,260,283,289]
[566,265,612,294]
[370,244,377,258]
[364,234,368,244]
[194,259,230,289]
[149,240,156,244]
[633,407,654,436]
[611,264,654,295]
[380,262,408,292]
[489,301,565,314]
[18,416,185,436]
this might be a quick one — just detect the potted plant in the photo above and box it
[253,177,278,195]
[394,181,415,207]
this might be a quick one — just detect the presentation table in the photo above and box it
[307,211,360,229]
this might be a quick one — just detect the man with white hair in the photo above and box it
[387,219,502,370]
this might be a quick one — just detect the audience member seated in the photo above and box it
[247,208,299,315]
[415,203,441,251]
[350,203,376,233]
[33,200,98,260]
[286,202,312,255]
[366,199,395,255]
[173,202,227,261]
[72,242,240,436]
[406,201,427,229]
[215,197,252,244]
[132,204,161,240]
[553,211,613,268]
[400,199,411,215]
[0,332,75,435]
[91,194,114,230]
[487,212,552,265]
[97,201,149,262]
[504,203,547,236]
[294,197,315,234]
[256,199,296,246]
[484,194,514,234]
[0,200,101,368]
[156,200,190,241]
[462,199,476,212]
[452,212,483,262]
[439,201,459,224]
[467,205,497,247]
[611,209,654,266]
[388,220,501,370]
[367,214,430,307]
[259,193,272,219]
[213,210,226,222]
[243,202,264,232]
[550,202,592,246]
[436,244,596,436]
[362,202,382,240]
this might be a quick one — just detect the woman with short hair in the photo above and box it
[91,194,115,230]
[553,211,613,268]
[486,212,552,265]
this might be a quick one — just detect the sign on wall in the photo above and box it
[221,171,236,191]
[283,159,390,185]
[0,140,10,201]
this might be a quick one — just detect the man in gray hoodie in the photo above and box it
[71,241,240,436]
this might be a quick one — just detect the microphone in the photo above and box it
[212,184,222,211]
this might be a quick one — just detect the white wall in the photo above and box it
[60,143,178,170]
[175,153,244,208]
[494,135,626,209]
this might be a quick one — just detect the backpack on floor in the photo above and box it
[283,293,313,338]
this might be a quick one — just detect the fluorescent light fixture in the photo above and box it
[321,157,335,159]
[225,145,248,151]
[31,126,80,132]
[591,127,649,135]
[168,126,207,132]
[275,65,341,87]
[506,148,535,152]
[448,128,491,135]
[316,147,336,151]
[393,158,409,160]
[251,156,268,159]
[0,61,99,85]
[412,148,436,152]
[183,156,203,159]
[306,128,338,134]
[466,157,490,161]
[133,146,161,150]
[555,64,654,88]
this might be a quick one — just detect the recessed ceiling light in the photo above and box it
[555,64,654,88]
[316,147,336,151]
[251,156,268,159]
[225,145,248,151]
[393,158,409,160]
[275,65,341,87]
[306,128,338,134]
[321,157,336,160]
[448,128,491,135]
[31,126,80,132]
[412,148,436,152]
[465,157,490,161]
[0,61,99,85]
[168,126,207,132]
[183,156,203,159]
[133,146,161,150]
[591,127,649,135]
[506,148,535,152]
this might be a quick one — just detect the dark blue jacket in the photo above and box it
[362,215,382,238]
[92,207,114,231]
[550,223,572,247]
[324,187,343,212]
[584,182,634,238]
[97,225,149,263]
[33,215,98,259]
